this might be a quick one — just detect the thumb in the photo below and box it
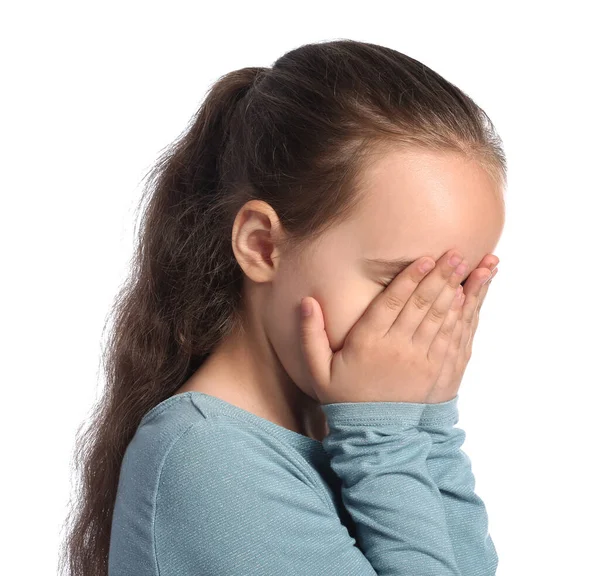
[298,296,333,397]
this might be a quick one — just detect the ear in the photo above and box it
[231,199,286,283]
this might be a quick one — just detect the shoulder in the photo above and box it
[155,410,325,501]
[126,392,330,502]
[150,408,367,575]
[151,406,342,568]
[132,392,325,493]
[114,393,359,575]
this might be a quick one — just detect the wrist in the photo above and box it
[419,394,459,427]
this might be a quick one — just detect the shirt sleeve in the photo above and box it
[154,419,379,576]
[321,400,462,576]
[418,395,499,576]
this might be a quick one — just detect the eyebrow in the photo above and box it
[363,256,469,286]
[363,257,416,276]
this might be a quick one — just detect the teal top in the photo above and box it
[108,391,498,575]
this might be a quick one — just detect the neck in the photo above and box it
[181,316,328,441]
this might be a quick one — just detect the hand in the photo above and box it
[424,254,499,404]
[299,249,472,405]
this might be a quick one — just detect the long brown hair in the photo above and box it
[59,38,506,576]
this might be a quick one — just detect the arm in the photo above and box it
[321,400,462,576]
[154,409,461,576]
[154,419,378,576]
[418,394,499,576]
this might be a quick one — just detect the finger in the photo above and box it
[432,300,466,393]
[389,249,466,339]
[471,266,498,335]
[462,254,498,286]
[461,269,491,329]
[427,284,465,364]
[412,258,470,350]
[459,267,494,355]
[298,296,334,392]
[353,256,437,340]
[474,253,500,273]
[447,299,466,361]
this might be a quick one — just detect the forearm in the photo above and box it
[419,395,499,576]
[322,400,462,576]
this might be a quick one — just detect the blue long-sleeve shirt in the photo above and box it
[108,390,498,575]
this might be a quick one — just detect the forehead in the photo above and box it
[352,148,505,275]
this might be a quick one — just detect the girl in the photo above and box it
[61,39,504,575]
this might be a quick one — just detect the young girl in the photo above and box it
[61,39,504,575]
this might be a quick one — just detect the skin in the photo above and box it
[175,148,505,441]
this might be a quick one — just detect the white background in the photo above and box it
[2,2,598,574]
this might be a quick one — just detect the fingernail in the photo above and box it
[482,267,498,285]
[449,253,463,267]
[301,298,312,316]
[420,258,435,273]
[455,259,468,276]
